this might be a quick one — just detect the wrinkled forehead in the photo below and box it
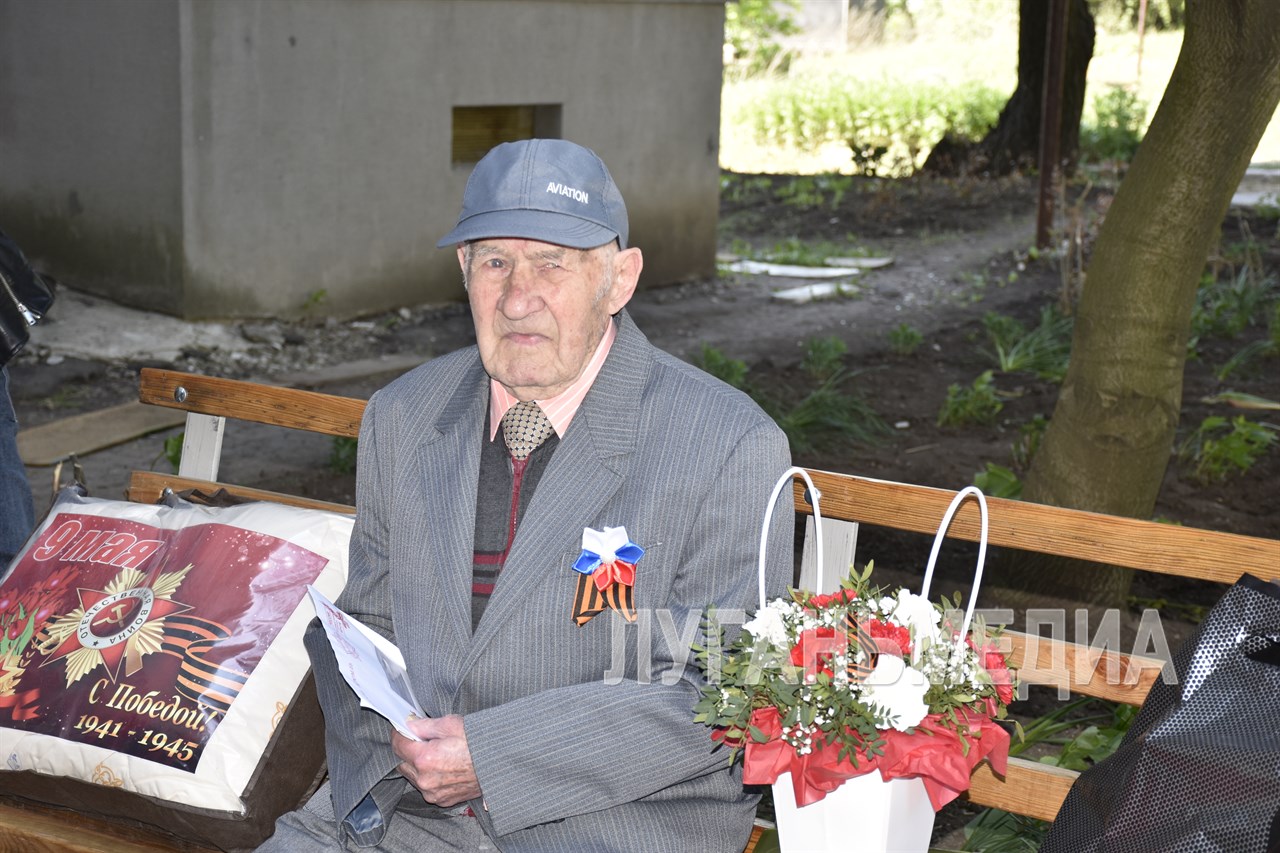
[465,238,611,265]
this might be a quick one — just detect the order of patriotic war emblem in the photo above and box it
[79,587,165,649]
[0,512,331,773]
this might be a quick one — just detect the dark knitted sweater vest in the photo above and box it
[471,414,558,632]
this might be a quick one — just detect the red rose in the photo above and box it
[867,619,913,658]
[979,644,1014,705]
[790,627,847,680]
[805,588,858,610]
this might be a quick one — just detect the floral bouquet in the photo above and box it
[694,476,1014,849]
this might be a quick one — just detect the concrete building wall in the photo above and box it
[0,0,724,320]
[0,0,187,314]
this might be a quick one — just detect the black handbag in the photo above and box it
[1040,573,1280,853]
[0,227,56,365]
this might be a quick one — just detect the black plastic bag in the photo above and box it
[0,227,56,365]
[1041,574,1280,853]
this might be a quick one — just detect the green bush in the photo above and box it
[736,76,1004,176]
[1079,85,1149,163]
[772,173,853,209]
[162,432,184,473]
[974,462,1022,499]
[1178,415,1277,482]
[938,370,1003,427]
[724,0,800,78]
[1011,414,1049,470]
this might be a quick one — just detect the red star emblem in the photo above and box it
[44,585,191,681]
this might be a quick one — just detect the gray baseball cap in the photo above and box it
[437,139,629,249]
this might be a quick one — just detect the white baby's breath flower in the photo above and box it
[860,654,930,732]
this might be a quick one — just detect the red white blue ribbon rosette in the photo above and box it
[571,526,643,625]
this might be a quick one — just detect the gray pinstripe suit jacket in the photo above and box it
[304,311,793,851]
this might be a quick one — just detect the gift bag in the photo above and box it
[1041,574,1280,853]
[752,473,1003,853]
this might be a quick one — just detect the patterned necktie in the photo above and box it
[501,400,555,461]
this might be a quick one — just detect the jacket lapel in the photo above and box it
[408,360,488,664]
[460,312,653,668]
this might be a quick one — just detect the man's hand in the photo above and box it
[392,714,482,808]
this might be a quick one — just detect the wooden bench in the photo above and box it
[4,367,1277,851]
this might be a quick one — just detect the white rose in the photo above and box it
[861,654,930,732]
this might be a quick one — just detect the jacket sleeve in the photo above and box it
[303,392,409,838]
[463,418,793,836]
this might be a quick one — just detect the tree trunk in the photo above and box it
[992,0,1280,607]
[923,0,1094,176]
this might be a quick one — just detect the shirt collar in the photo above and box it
[488,318,618,441]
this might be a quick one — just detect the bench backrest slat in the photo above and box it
[1003,630,1164,706]
[127,470,356,515]
[792,471,1279,585]
[139,368,365,438]
[967,756,1077,822]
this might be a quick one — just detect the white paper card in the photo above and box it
[306,585,425,739]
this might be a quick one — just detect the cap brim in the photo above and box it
[436,209,620,249]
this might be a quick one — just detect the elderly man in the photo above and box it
[262,139,792,851]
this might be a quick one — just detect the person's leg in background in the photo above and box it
[0,366,35,565]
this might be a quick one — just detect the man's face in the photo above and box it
[460,238,642,400]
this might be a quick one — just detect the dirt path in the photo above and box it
[631,219,1039,366]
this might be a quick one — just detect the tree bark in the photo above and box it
[992,0,1280,607]
[924,0,1094,176]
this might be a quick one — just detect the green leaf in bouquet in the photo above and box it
[749,724,771,743]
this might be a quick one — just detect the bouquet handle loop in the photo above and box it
[920,485,989,646]
[758,467,824,611]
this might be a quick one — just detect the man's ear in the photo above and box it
[605,247,643,313]
[456,245,467,273]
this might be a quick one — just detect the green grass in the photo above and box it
[959,698,1135,851]
[694,344,750,389]
[980,306,1073,382]
[726,75,1004,177]
[1191,265,1278,342]
[328,436,359,475]
[695,340,889,455]
[888,322,924,356]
